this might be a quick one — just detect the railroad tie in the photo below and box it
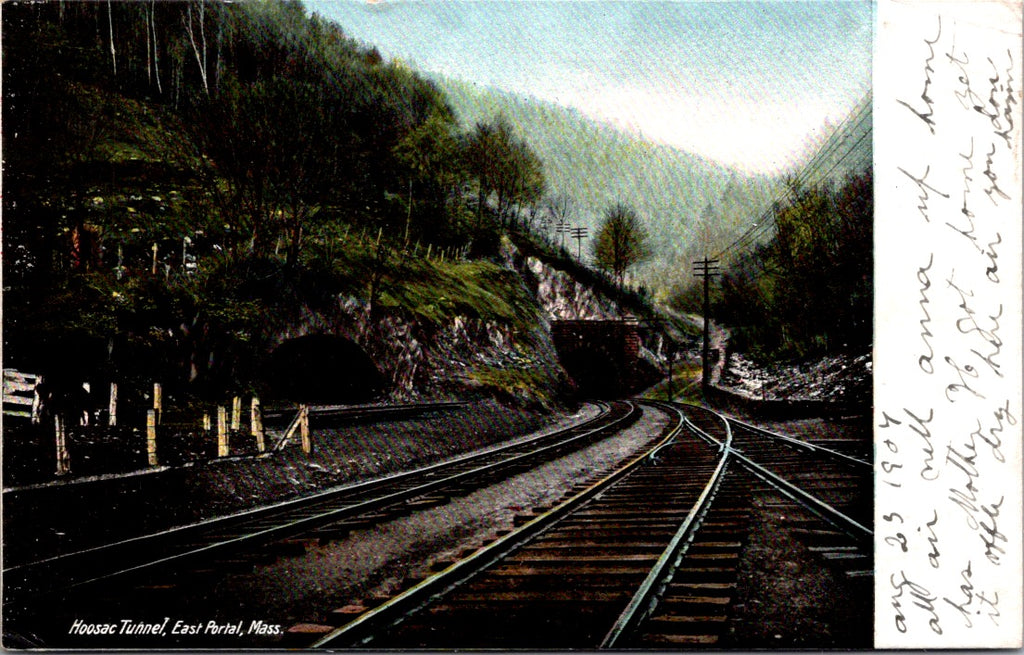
[265,539,307,558]
[281,623,335,647]
[328,604,368,625]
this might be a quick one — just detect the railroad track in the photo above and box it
[306,401,871,649]
[621,403,872,647]
[261,401,470,425]
[3,400,636,605]
[724,414,872,532]
[4,400,872,649]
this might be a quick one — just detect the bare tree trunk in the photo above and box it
[145,2,151,85]
[214,17,223,94]
[184,1,209,95]
[151,2,162,94]
[107,0,117,77]
[199,1,208,88]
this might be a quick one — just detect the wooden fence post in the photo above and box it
[231,396,241,431]
[153,382,162,424]
[146,409,158,467]
[251,396,265,453]
[217,406,229,457]
[108,382,118,426]
[55,414,70,476]
[80,382,91,426]
[299,404,311,454]
[31,374,43,425]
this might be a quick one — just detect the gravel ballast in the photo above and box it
[3,400,578,564]
[14,404,670,649]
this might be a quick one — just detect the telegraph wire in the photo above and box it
[712,93,871,261]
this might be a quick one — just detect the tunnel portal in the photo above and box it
[263,334,385,404]
[551,319,657,398]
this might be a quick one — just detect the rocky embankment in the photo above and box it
[706,318,871,415]
[262,239,663,407]
[721,350,871,405]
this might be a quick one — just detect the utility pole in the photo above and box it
[570,226,588,260]
[692,257,720,397]
[666,338,677,402]
[555,218,570,249]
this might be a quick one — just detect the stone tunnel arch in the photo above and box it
[262,334,386,404]
[551,320,659,398]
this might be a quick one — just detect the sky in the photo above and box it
[304,1,873,175]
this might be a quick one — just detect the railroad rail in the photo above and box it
[261,401,469,425]
[311,401,709,648]
[310,401,871,648]
[721,411,872,537]
[3,401,636,605]
[620,403,871,647]
[4,400,872,649]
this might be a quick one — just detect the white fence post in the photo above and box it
[108,382,118,426]
[299,404,311,454]
[217,406,229,457]
[55,415,70,476]
[251,396,265,453]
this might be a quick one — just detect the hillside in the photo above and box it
[2,0,871,416]
[435,76,781,294]
[3,1,683,412]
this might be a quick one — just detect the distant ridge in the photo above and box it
[434,74,780,290]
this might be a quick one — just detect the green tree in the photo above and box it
[592,202,651,286]
[717,170,873,359]
[495,136,544,228]
[393,107,464,243]
[464,115,545,229]
[181,74,356,265]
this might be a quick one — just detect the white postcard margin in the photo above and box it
[874,0,1023,648]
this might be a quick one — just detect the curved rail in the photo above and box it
[616,402,871,648]
[312,400,870,649]
[313,400,725,649]
[674,402,871,542]
[5,401,638,600]
[727,415,870,468]
[599,402,733,647]
[7,400,873,649]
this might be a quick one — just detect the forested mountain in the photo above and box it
[2,0,873,402]
[1,0,563,400]
[436,76,781,293]
[706,96,873,359]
